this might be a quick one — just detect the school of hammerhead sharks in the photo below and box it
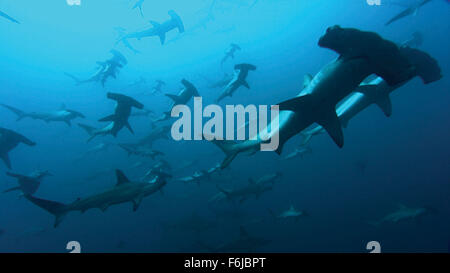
[0,0,447,251]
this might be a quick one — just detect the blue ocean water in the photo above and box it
[0,0,449,253]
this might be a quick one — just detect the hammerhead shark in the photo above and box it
[211,26,414,168]
[151,80,166,94]
[1,104,85,126]
[78,92,144,142]
[0,10,20,24]
[221,43,241,66]
[155,79,199,122]
[132,0,145,17]
[268,205,309,222]
[216,63,257,103]
[118,143,164,159]
[385,0,433,26]
[127,124,171,149]
[369,204,436,226]
[65,50,127,87]
[298,46,442,147]
[0,127,36,169]
[118,10,184,47]
[176,170,211,186]
[216,173,281,203]
[25,169,171,227]
[4,170,52,196]
[281,146,312,160]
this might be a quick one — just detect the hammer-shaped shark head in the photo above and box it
[319,25,415,86]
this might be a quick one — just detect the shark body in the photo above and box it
[25,170,170,227]
[1,104,85,126]
[216,63,256,103]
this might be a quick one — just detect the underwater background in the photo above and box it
[0,0,449,253]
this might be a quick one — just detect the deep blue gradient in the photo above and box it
[0,0,449,253]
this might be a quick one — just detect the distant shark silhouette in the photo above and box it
[0,10,20,24]
[385,0,433,26]
[117,10,184,47]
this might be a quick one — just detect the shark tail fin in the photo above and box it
[64,72,82,86]
[0,104,27,121]
[24,194,68,228]
[210,140,240,169]
[399,47,442,84]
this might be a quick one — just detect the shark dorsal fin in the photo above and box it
[248,178,255,185]
[302,74,313,90]
[150,20,161,28]
[58,104,66,111]
[289,205,295,211]
[397,203,408,210]
[115,169,131,186]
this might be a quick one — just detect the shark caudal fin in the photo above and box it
[210,140,240,169]
[0,104,27,121]
[278,95,344,148]
[319,26,414,86]
[399,47,442,84]
[24,195,68,228]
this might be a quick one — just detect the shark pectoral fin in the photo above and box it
[132,195,144,212]
[165,93,179,103]
[3,186,21,193]
[158,33,166,45]
[99,115,116,122]
[302,74,313,90]
[125,121,135,134]
[375,95,393,117]
[242,81,250,89]
[1,153,12,169]
[277,94,312,114]
[316,109,344,148]
[64,120,72,127]
[355,84,392,117]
